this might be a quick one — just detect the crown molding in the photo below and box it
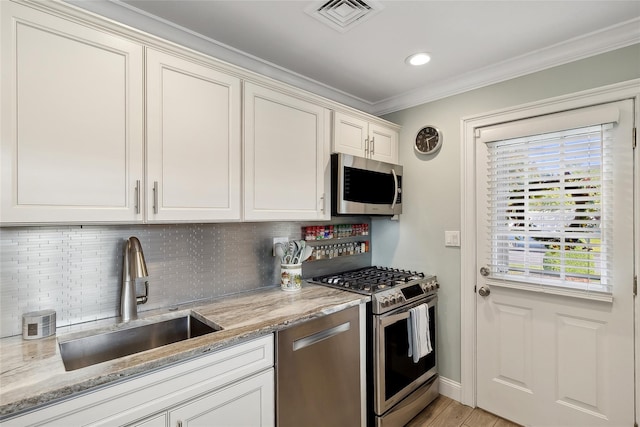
[64,1,639,117]
[371,18,640,115]
[64,0,374,113]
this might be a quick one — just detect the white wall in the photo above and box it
[373,44,640,383]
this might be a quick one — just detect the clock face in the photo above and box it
[415,126,442,154]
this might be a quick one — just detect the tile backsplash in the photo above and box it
[1,221,368,338]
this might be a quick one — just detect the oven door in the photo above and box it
[373,295,437,415]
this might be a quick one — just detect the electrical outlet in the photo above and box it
[445,231,460,247]
[273,237,289,256]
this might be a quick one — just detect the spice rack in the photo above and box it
[301,224,370,262]
[302,223,369,241]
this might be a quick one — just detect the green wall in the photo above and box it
[372,44,640,383]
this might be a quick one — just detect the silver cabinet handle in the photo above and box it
[153,181,159,214]
[390,169,399,209]
[370,136,375,155]
[134,180,140,214]
[293,322,350,351]
[319,193,325,213]
[364,137,369,155]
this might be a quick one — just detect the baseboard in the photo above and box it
[438,376,462,403]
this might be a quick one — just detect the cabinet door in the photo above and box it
[169,369,274,427]
[146,49,241,222]
[243,83,329,221]
[369,123,399,164]
[0,2,144,224]
[332,111,369,158]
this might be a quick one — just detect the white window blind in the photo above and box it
[486,123,614,297]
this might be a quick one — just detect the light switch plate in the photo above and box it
[273,237,289,256]
[445,231,460,247]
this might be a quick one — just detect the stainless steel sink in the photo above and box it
[58,315,222,371]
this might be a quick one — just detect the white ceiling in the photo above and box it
[72,1,640,114]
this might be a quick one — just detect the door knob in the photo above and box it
[480,266,490,277]
[478,286,490,297]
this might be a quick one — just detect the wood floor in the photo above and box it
[406,396,522,427]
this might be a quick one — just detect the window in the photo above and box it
[486,124,612,295]
[475,102,622,299]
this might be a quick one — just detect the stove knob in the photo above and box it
[390,295,397,304]
[380,297,389,307]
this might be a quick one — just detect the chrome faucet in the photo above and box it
[121,237,149,322]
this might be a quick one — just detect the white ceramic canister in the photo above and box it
[280,263,303,292]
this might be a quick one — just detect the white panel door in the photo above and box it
[243,82,330,221]
[369,123,398,164]
[475,100,635,426]
[0,1,144,224]
[168,369,274,427]
[146,48,241,222]
[333,111,369,158]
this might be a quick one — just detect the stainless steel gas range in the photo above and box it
[310,266,439,427]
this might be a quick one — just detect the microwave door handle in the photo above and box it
[391,169,399,209]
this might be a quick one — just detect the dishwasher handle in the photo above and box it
[292,321,351,351]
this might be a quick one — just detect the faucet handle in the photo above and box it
[136,281,149,305]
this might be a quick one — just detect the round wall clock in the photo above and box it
[414,126,443,154]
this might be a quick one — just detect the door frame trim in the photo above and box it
[459,79,640,410]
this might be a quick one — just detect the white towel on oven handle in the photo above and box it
[407,304,433,363]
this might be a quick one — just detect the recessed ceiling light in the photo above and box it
[406,53,431,66]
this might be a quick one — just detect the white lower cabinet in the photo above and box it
[168,369,274,427]
[2,335,274,427]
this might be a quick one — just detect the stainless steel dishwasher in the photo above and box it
[277,305,361,427]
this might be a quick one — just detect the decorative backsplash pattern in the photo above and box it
[1,221,369,338]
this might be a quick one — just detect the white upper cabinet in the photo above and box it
[0,1,144,224]
[243,82,330,221]
[145,48,241,222]
[332,112,369,157]
[0,1,400,225]
[368,122,399,164]
[333,111,399,164]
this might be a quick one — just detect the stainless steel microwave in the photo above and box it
[331,153,402,216]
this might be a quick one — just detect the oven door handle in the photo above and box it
[391,169,399,209]
[380,297,436,326]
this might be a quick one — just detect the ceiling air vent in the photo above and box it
[305,0,384,33]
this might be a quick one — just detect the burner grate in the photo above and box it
[312,266,425,294]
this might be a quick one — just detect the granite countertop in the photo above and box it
[0,283,368,418]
